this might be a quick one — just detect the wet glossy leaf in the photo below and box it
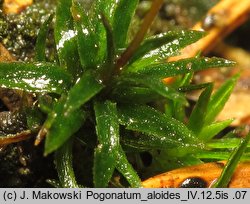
[118,71,188,104]
[72,2,100,69]
[35,14,54,61]
[94,101,120,187]
[55,139,79,187]
[118,104,204,156]
[98,14,116,83]
[73,0,118,69]
[188,84,213,134]
[0,62,72,94]
[55,0,81,77]
[116,146,141,187]
[122,133,201,157]
[121,57,234,104]
[44,97,86,155]
[212,133,250,187]
[63,71,104,112]
[125,57,235,77]
[199,119,233,141]
[44,71,103,154]
[205,74,239,125]
[145,78,187,104]
[90,0,118,22]
[129,30,205,64]
[113,0,139,49]
[207,138,250,149]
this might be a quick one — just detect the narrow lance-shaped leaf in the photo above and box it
[114,0,164,70]
[196,151,250,161]
[207,138,250,149]
[205,74,239,125]
[188,84,213,135]
[55,139,79,188]
[116,146,141,187]
[198,119,233,142]
[120,58,234,104]
[118,104,204,157]
[90,0,118,23]
[178,82,211,92]
[129,30,205,64]
[145,78,187,104]
[44,71,103,154]
[55,0,81,77]
[75,0,118,69]
[94,101,120,187]
[72,2,99,69]
[44,97,86,155]
[63,71,104,112]
[0,62,72,94]
[212,132,250,188]
[124,57,235,77]
[35,14,54,61]
[113,0,139,49]
[171,100,185,122]
[98,14,116,83]
[196,151,234,161]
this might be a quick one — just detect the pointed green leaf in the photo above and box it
[94,101,120,187]
[122,133,201,156]
[129,30,205,64]
[205,74,239,124]
[98,14,116,83]
[125,57,235,78]
[179,72,193,87]
[118,105,204,156]
[55,0,81,76]
[0,62,72,94]
[116,146,141,187]
[120,71,188,104]
[178,82,211,92]
[72,2,100,69]
[196,151,232,160]
[113,0,139,49]
[63,71,104,112]
[207,138,250,149]
[121,58,234,104]
[196,151,250,161]
[199,119,233,141]
[35,14,54,61]
[74,0,118,69]
[188,84,213,134]
[44,71,103,154]
[55,139,79,187]
[44,97,86,155]
[90,0,118,22]
[212,132,250,187]
[145,78,187,104]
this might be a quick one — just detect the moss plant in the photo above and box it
[0,0,249,187]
